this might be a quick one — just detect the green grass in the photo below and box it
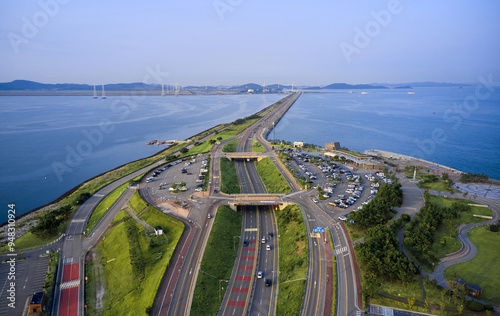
[43,252,60,304]
[419,181,460,193]
[276,205,308,315]
[86,183,129,234]
[327,229,336,316]
[111,209,129,226]
[252,140,266,153]
[0,232,57,252]
[375,274,424,303]
[129,191,148,214]
[220,158,240,194]
[191,205,242,316]
[255,157,291,193]
[93,203,184,316]
[444,226,500,305]
[222,139,239,153]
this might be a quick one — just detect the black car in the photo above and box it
[265,279,272,287]
[243,240,249,247]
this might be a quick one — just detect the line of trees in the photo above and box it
[356,224,418,291]
[404,191,471,267]
[30,204,72,238]
[459,173,489,183]
[348,183,403,231]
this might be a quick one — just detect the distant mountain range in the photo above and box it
[0,79,472,92]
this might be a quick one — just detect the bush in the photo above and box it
[490,224,498,232]
[465,300,485,312]
[179,147,188,154]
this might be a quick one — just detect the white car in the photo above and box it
[312,198,319,203]
[266,245,271,251]
[257,271,263,279]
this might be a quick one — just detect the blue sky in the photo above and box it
[1,0,499,86]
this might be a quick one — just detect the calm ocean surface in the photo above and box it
[1,87,499,219]
[0,94,283,218]
[273,86,500,180]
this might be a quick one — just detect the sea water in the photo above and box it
[273,87,499,179]
[0,94,283,218]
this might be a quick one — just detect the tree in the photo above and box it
[457,305,463,314]
[363,273,381,298]
[180,147,188,154]
[440,301,446,313]
[424,299,430,312]
[408,297,415,310]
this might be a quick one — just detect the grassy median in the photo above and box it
[255,157,290,193]
[86,183,129,234]
[252,140,266,152]
[222,139,239,153]
[191,205,242,316]
[87,202,184,315]
[276,204,308,315]
[220,157,240,194]
[128,190,148,214]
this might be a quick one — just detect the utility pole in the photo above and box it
[272,121,275,145]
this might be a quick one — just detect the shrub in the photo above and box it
[465,300,485,312]
[490,224,498,232]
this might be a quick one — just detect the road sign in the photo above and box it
[314,227,325,233]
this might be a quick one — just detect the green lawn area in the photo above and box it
[419,181,460,193]
[255,158,291,194]
[371,275,424,304]
[276,205,308,315]
[0,232,58,252]
[222,139,239,153]
[86,183,129,234]
[191,205,242,316]
[92,203,184,315]
[128,190,148,214]
[252,140,266,153]
[444,226,500,305]
[111,209,130,226]
[220,158,240,194]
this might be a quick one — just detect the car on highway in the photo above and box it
[312,198,319,203]
[207,213,211,219]
[261,237,266,243]
[243,240,249,247]
[265,279,272,287]
[257,271,263,279]
[266,245,271,251]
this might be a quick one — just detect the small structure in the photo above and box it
[294,141,307,148]
[452,278,483,298]
[325,142,341,151]
[29,291,44,314]
[154,226,164,236]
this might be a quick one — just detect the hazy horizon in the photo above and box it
[1,1,500,86]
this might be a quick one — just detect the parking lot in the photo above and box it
[282,150,390,221]
[144,153,209,202]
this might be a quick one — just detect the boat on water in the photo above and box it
[93,84,98,99]
[361,91,368,94]
[161,83,165,96]
[407,92,415,95]
[101,84,107,99]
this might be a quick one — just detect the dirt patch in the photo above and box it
[157,200,191,218]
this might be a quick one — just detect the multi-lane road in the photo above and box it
[44,91,362,316]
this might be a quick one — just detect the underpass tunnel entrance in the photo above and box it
[232,158,257,162]
[229,201,291,212]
